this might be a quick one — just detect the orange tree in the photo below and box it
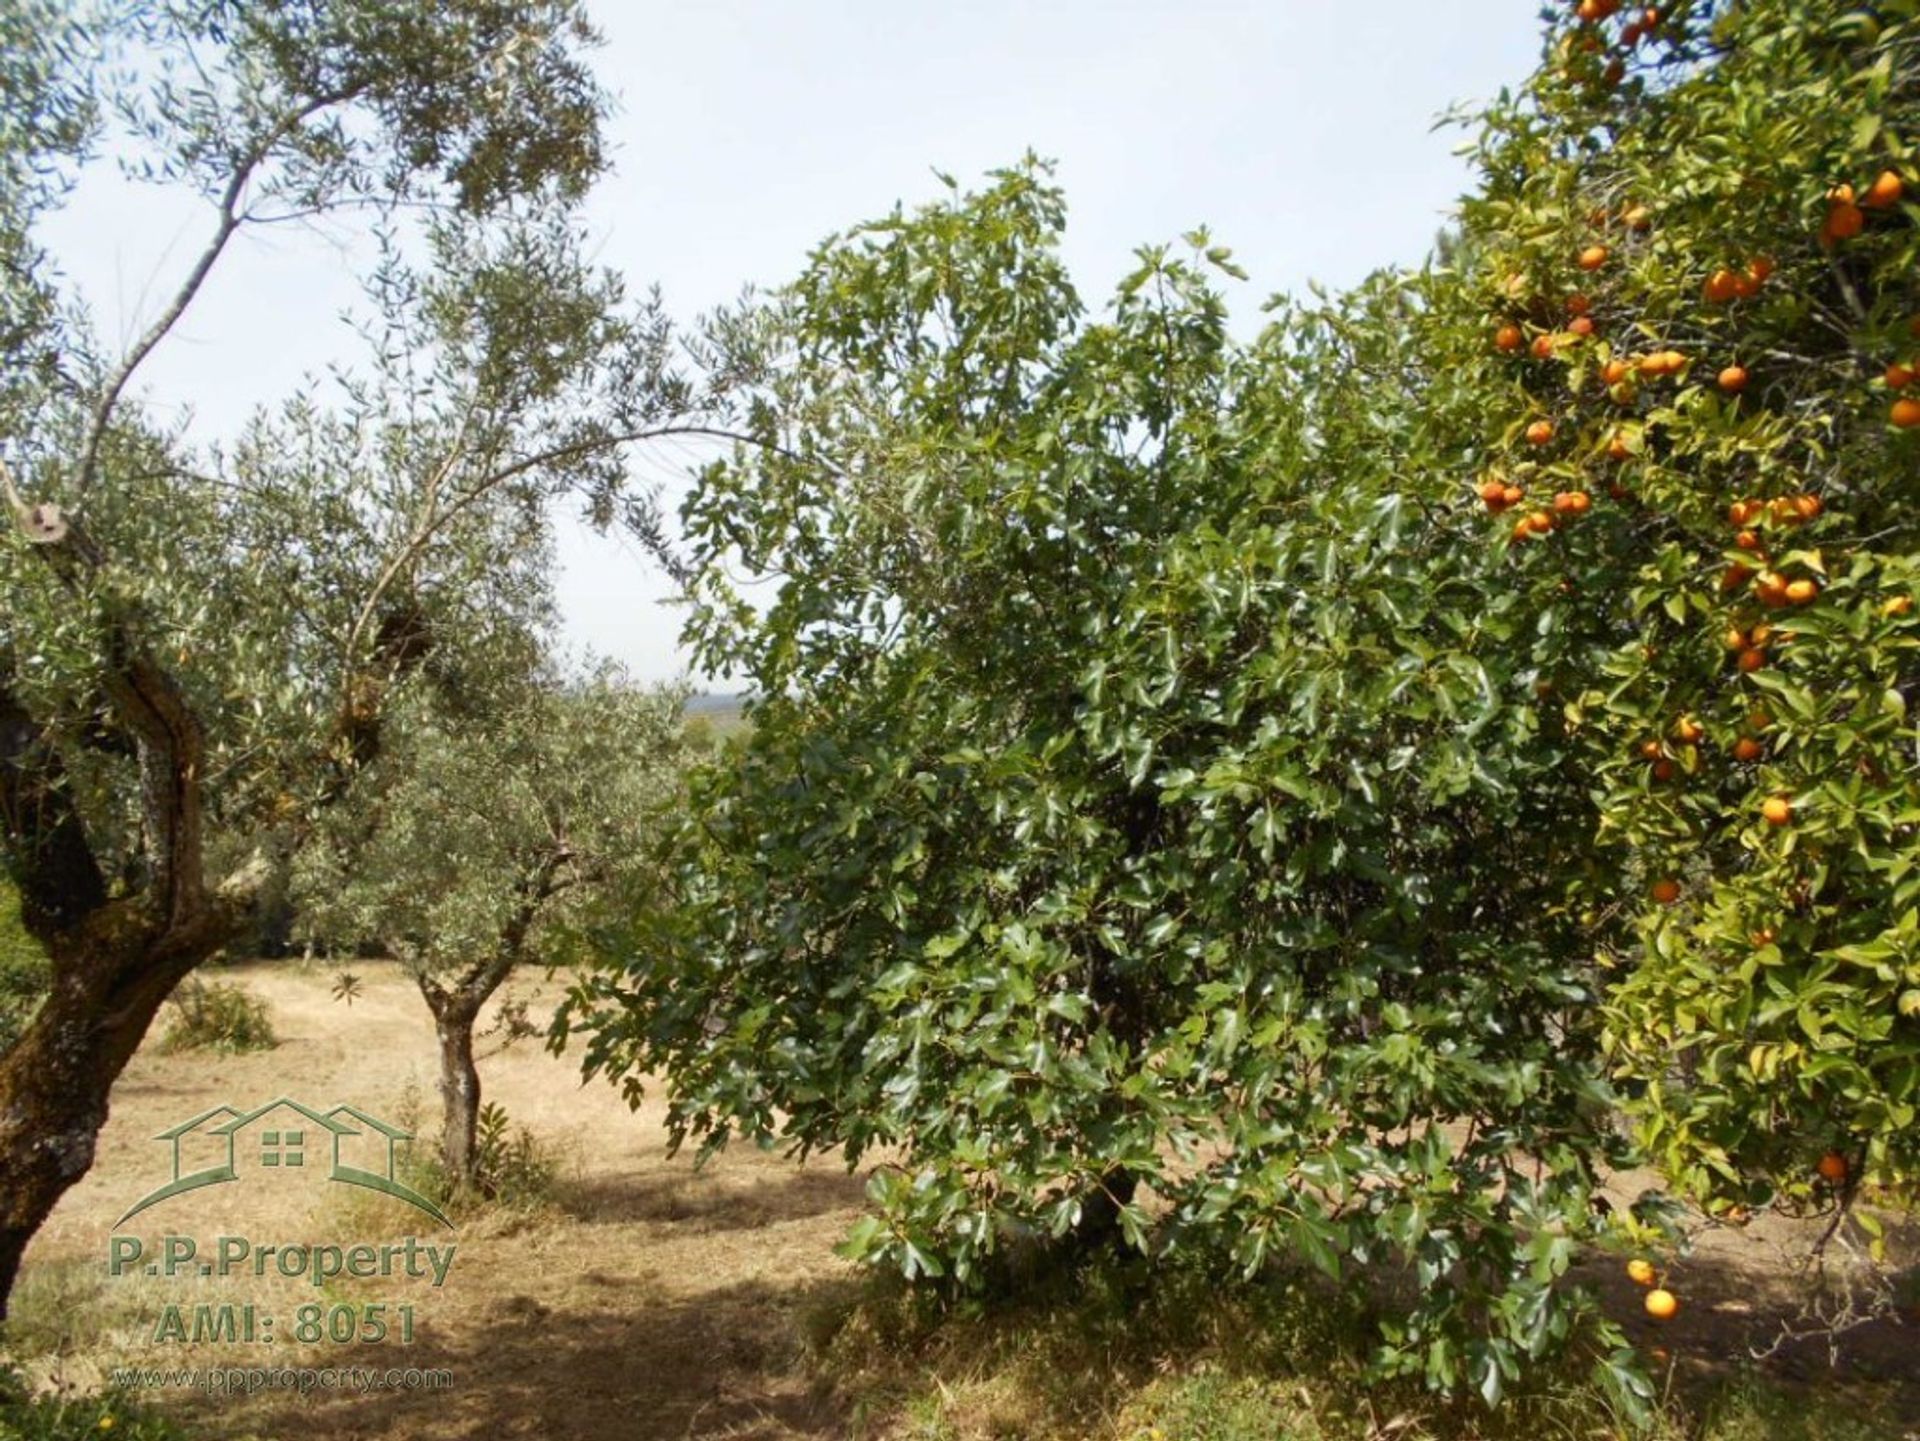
[1422,0,1919,1220]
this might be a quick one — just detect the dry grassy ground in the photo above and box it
[13,960,865,1440]
[6,961,1917,1440]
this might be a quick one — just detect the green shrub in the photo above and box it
[157,979,276,1055]
[388,1096,562,1216]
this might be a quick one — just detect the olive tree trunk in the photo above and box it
[0,907,238,1314]
[426,991,484,1187]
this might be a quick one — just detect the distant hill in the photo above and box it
[683,692,751,717]
[683,692,750,744]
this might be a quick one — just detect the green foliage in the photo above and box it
[401,1100,562,1215]
[0,879,46,1054]
[575,0,1920,1404]
[157,978,276,1055]
[470,1100,560,1208]
[293,664,690,988]
[573,159,1645,1403]
[808,1257,1911,1441]
[0,1367,195,1441]
[1427,0,1920,1216]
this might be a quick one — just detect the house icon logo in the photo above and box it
[116,1097,452,1229]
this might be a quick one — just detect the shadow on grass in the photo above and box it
[182,1278,849,1441]
[154,1221,1920,1441]
[560,1167,868,1234]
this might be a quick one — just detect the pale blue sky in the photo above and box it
[40,1,1541,684]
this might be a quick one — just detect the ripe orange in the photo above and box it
[1785,578,1818,605]
[1532,332,1559,360]
[1639,739,1664,761]
[1607,431,1632,460]
[1526,419,1555,446]
[1723,625,1748,651]
[1479,478,1510,510]
[1732,736,1763,763]
[1721,562,1755,593]
[1887,361,1915,390]
[1703,268,1738,303]
[1650,878,1681,905]
[1626,1259,1656,1287]
[1717,365,1749,393]
[1569,315,1595,338]
[1730,271,1760,300]
[1737,647,1767,673]
[1502,484,1525,508]
[1864,169,1905,209]
[1793,494,1821,522]
[1527,509,1555,535]
[1727,498,1757,527]
[1826,200,1866,242]
[1748,256,1775,283]
[1651,758,1677,781]
[1747,622,1773,646]
[1886,595,1914,617]
[1755,571,1790,607]
[1511,518,1534,544]
[1673,716,1703,745]
[1735,529,1761,552]
[1623,204,1652,231]
[1566,293,1591,316]
[1554,490,1593,515]
[1602,358,1632,386]
[1751,926,1776,946]
[1893,397,1920,428]
[1494,323,1524,353]
[1762,795,1793,826]
[1644,1288,1679,1321]
[1748,707,1772,730]
[1816,1151,1849,1184]
[1578,244,1609,271]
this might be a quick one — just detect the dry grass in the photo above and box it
[9,959,866,1439]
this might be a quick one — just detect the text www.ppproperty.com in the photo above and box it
[108,1366,454,1396]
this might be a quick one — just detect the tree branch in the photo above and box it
[73,88,361,501]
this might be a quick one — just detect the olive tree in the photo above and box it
[295,659,689,1189]
[0,1,720,1311]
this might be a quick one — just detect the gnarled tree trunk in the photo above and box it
[0,905,237,1314]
